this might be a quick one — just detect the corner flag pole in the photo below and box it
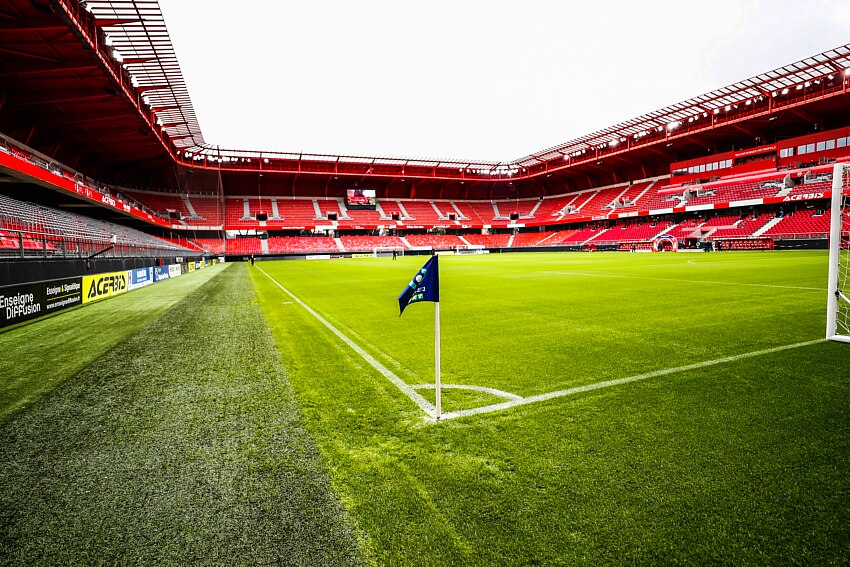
[397,254,441,419]
[435,301,442,419]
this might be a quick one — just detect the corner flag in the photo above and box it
[398,255,439,316]
[397,255,443,419]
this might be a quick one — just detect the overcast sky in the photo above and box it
[158,0,850,162]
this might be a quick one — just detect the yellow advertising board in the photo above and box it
[82,271,129,304]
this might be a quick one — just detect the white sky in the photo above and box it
[158,0,850,162]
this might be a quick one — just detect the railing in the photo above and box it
[0,228,190,260]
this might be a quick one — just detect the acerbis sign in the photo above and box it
[782,192,824,202]
[82,271,128,304]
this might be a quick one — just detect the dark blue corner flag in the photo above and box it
[398,255,439,316]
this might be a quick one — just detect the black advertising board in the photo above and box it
[0,277,83,329]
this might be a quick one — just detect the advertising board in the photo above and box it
[0,277,83,328]
[82,271,128,304]
[127,267,153,290]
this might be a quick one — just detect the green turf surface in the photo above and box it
[254,251,828,400]
[250,251,849,564]
[1,252,847,564]
[0,265,224,423]
[0,264,360,565]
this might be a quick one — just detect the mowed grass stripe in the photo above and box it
[0,263,361,565]
[255,252,828,402]
[255,264,436,416]
[251,258,850,565]
[0,265,224,423]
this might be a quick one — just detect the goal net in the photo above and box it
[373,248,404,258]
[827,162,850,343]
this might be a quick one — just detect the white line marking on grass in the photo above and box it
[257,266,824,423]
[438,339,825,421]
[255,266,437,417]
[411,383,523,401]
[537,270,824,291]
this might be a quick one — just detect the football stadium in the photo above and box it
[1,1,849,564]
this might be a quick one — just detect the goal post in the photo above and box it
[826,162,850,343]
[373,248,404,258]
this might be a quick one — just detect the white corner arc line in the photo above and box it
[438,338,825,421]
[411,383,523,401]
[255,266,436,417]
[256,266,825,423]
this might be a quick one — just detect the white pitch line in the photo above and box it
[411,383,523,401]
[255,266,436,417]
[257,265,825,423]
[438,338,825,421]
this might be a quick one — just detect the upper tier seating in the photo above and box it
[124,191,189,217]
[450,202,486,224]
[395,201,441,223]
[277,199,320,224]
[123,190,222,226]
[495,199,540,219]
[466,202,502,225]
[561,189,613,218]
[340,206,386,225]
[225,198,252,225]
[534,194,581,219]
[187,196,223,225]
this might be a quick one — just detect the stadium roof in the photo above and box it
[77,0,205,151]
[515,44,850,168]
[75,1,850,173]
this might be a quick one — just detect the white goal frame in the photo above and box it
[373,248,404,258]
[826,162,850,343]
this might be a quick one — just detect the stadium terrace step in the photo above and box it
[753,216,784,237]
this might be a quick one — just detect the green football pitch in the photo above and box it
[1,251,848,565]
